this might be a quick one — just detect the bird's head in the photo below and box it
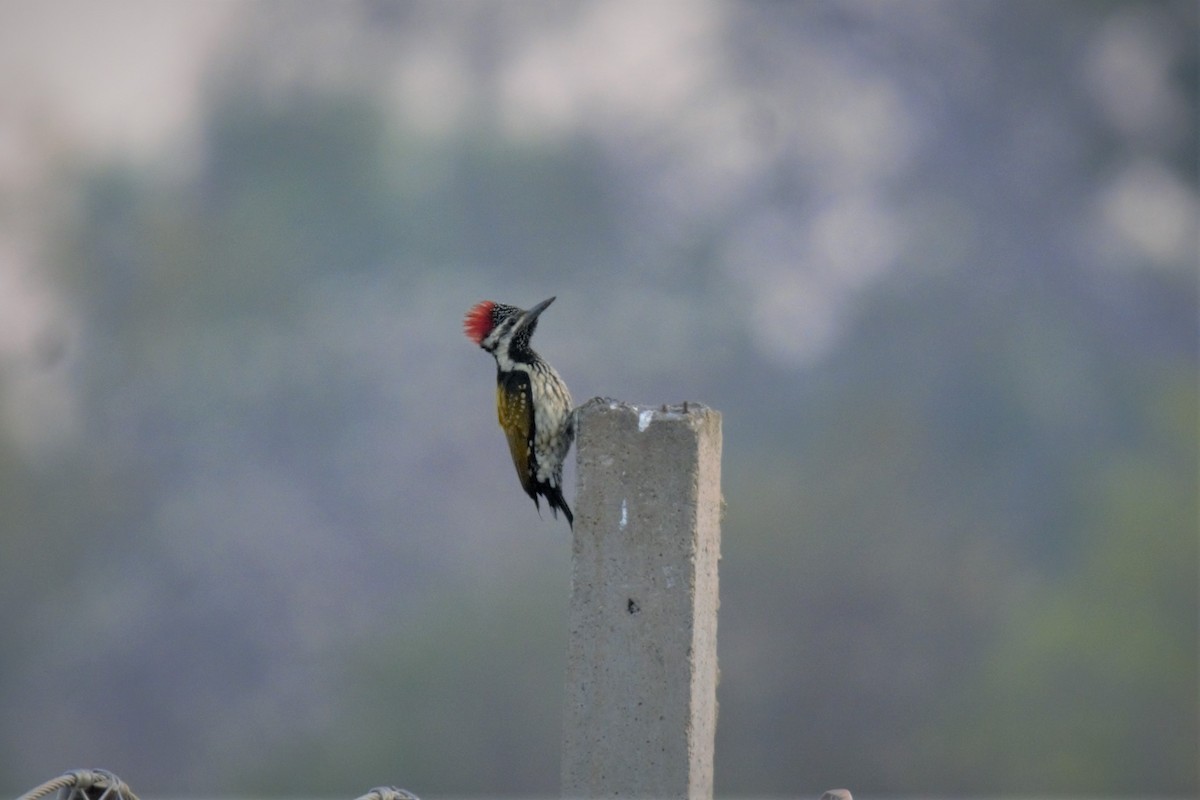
[463,297,555,363]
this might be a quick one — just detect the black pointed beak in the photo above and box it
[516,297,555,332]
[526,296,555,320]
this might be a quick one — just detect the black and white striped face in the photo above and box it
[463,297,555,368]
[480,303,527,355]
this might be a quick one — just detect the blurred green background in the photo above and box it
[0,1,1195,797]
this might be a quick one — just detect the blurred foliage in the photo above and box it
[241,558,569,796]
[1,1,1196,797]
[924,375,1198,794]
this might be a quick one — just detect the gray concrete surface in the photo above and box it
[561,399,722,800]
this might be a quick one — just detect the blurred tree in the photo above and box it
[1,1,1194,797]
[931,376,1198,794]
[236,558,569,796]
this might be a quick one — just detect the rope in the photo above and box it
[16,770,139,800]
[15,774,74,800]
[17,773,417,800]
[354,787,420,800]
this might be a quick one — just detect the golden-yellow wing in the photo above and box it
[496,371,536,498]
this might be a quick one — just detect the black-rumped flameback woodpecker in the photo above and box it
[464,297,575,527]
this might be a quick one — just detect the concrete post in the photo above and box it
[562,399,722,800]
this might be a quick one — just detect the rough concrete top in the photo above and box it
[576,397,720,435]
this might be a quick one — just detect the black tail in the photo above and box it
[538,481,574,529]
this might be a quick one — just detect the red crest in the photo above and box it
[463,300,496,344]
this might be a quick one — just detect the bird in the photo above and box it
[463,296,575,527]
